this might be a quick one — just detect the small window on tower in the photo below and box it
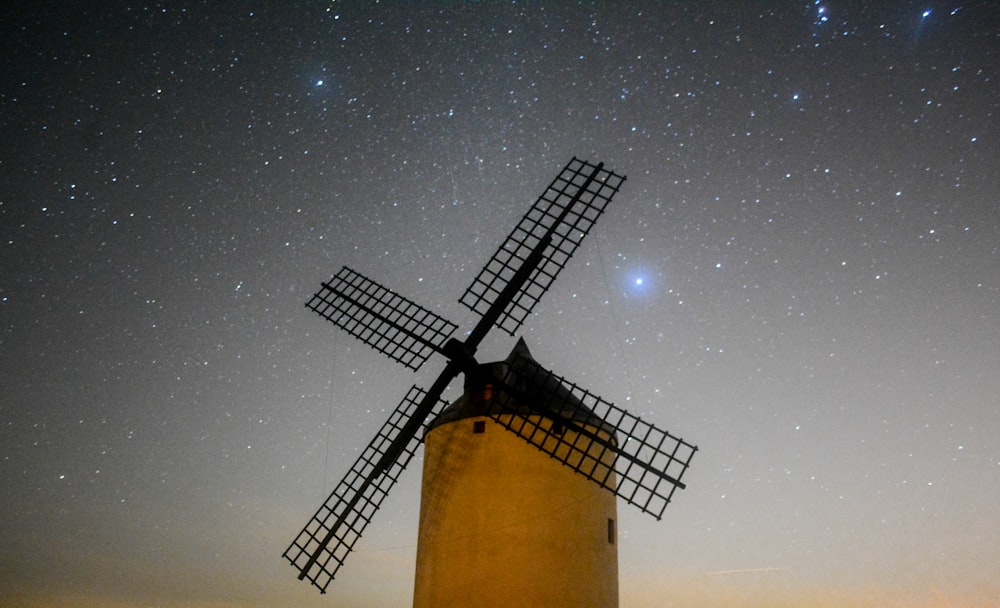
[608,518,616,545]
[551,421,565,436]
[472,420,486,434]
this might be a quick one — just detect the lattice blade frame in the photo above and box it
[306,266,458,371]
[489,359,696,520]
[283,386,449,593]
[460,157,626,335]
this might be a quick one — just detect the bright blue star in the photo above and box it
[921,9,931,19]
[626,271,653,296]
[315,79,324,87]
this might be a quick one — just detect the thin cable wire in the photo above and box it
[595,235,636,402]
[322,331,338,495]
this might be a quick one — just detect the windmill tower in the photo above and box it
[283,158,697,605]
[413,338,620,607]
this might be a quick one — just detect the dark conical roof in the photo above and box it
[426,338,605,432]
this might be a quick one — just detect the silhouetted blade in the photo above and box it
[460,157,625,335]
[307,266,458,371]
[489,357,696,520]
[283,386,449,593]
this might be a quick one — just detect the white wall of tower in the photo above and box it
[413,414,619,608]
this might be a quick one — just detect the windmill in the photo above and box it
[284,157,697,605]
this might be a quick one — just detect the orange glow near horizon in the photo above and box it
[6,580,1000,608]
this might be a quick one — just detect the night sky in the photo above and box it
[2,2,998,607]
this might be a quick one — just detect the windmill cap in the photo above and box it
[425,338,612,435]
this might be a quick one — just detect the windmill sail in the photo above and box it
[460,157,625,335]
[283,386,449,593]
[306,266,458,371]
[486,341,696,520]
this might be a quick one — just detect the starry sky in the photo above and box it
[2,2,998,607]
